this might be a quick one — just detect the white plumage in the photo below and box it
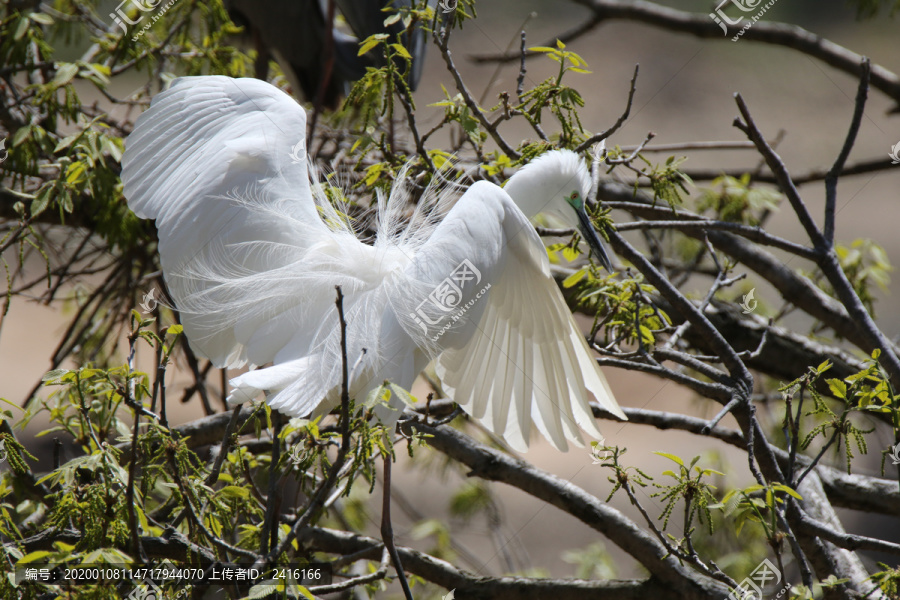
[122,76,625,452]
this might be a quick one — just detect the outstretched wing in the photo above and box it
[122,76,332,368]
[406,181,625,452]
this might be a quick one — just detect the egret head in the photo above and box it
[503,150,614,272]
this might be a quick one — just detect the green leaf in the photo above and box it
[562,267,587,288]
[219,486,250,500]
[17,551,53,564]
[30,186,52,217]
[246,583,280,600]
[358,34,388,56]
[772,484,803,500]
[654,452,684,467]
[14,17,29,40]
[390,43,412,59]
[66,161,86,184]
[388,383,417,407]
[54,133,81,153]
[358,39,381,56]
[364,382,390,408]
[52,63,79,88]
[562,245,580,262]
[41,369,69,382]
[29,12,54,25]
[826,378,847,399]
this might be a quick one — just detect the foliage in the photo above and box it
[698,174,781,225]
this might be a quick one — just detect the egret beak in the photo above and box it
[574,205,614,272]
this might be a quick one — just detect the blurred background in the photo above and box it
[2,0,899,591]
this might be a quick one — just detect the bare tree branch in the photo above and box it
[471,0,900,111]
[401,419,731,599]
[304,526,680,600]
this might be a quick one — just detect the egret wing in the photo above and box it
[430,184,625,451]
[122,76,332,368]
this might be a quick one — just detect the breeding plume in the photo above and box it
[121,76,625,451]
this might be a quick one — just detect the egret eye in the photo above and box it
[566,191,583,209]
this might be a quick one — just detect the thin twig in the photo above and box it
[261,412,284,555]
[824,58,870,245]
[257,286,355,568]
[575,64,640,153]
[471,0,900,109]
[308,547,391,594]
[204,407,243,487]
[733,94,826,251]
[125,332,147,562]
[796,429,841,487]
[381,452,414,600]
[434,21,521,159]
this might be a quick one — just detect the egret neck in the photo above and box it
[503,149,614,272]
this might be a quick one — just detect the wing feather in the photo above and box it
[122,76,329,368]
[434,185,625,451]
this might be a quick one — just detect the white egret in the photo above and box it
[121,76,625,452]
